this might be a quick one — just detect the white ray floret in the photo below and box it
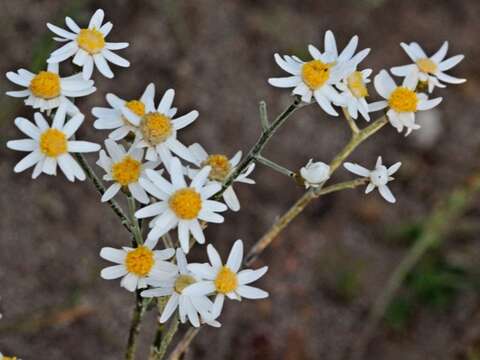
[369,70,443,136]
[141,248,218,328]
[47,9,130,79]
[391,41,465,93]
[183,240,269,317]
[96,139,160,204]
[344,156,401,204]
[117,85,198,166]
[135,157,227,253]
[300,159,330,189]
[92,83,177,141]
[6,62,95,114]
[268,30,370,116]
[336,69,373,121]
[6,104,100,181]
[99,238,176,292]
[188,143,255,212]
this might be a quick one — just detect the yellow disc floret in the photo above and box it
[174,274,196,294]
[112,155,141,186]
[30,71,61,99]
[126,100,146,117]
[140,112,173,145]
[125,246,155,277]
[388,87,418,113]
[416,58,437,74]
[169,188,202,220]
[202,154,231,181]
[301,60,331,90]
[77,28,105,54]
[39,128,68,157]
[347,71,368,98]
[214,266,238,294]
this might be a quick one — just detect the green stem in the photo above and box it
[255,155,296,178]
[127,196,144,246]
[125,296,149,360]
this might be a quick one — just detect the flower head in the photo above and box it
[391,41,465,93]
[97,139,160,204]
[188,143,255,212]
[135,157,227,253]
[183,240,269,318]
[6,105,100,181]
[100,238,176,292]
[268,30,370,116]
[47,9,130,79]
[344,156,401,203]
[300,159,330,188]
[92,84,178,142]
[141,248,216,327]
[369,70,443,136]
[0,353,19,360]
[116,85,198,166]
[6,63,95,113]
[337,69,373,121]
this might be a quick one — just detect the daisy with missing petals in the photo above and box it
[369,70,443,136]
[47,9,129,79]
[336,69,373,121]
[344,156,401,204]
[141,248,215,328]
[100,238,176,292]
[6,62,95,114]
[188,143,255,212]
[135,158,227,253]
[268,30,369,116]
[96,139,159,204]
[183,240,269,316]
[92,83,177,141]
[6,105,100,181]
[119,86,198,166]
[391,42,466,93]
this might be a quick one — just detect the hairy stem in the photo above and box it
[152,315,179,360]
[74,152,132,233]
[125,296,149,360]
[255,155,296,178]
[127,196,144,246]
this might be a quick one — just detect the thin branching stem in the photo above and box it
[255,155,296,178]
[259,100,269,131]
[127,196,144,246]
[342,107,360,134]
[167,327,201,360]
[125,296,149,360]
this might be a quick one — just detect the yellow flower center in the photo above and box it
[201,154,231,181]
[126,100,146,117]
[214,266,238,294]
[77,28,105,54]
[388,86,418,113]
[125,246,155,277]
[301,60,331,90]
[39,128,68,157]
[174,274,196,294]
[347,71,368,98]
[30,71,61,99]
[140,112,173,145]
[112,155,141,186]
[416,58,437,74]
[169,188,202,220]
[3,357,17,360]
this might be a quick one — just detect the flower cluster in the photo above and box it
[4,7,465,355]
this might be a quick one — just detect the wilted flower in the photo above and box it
[300,159,330,188]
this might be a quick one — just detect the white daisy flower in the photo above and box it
[344,156,401,204]
[117,86,198,166]
[369,70,443,136]
[141,248,215,328]
[100,238,176,292]
[187,143,255,212]
[300,159,330,188]
[6,105,100,181]
[6,62,95,114]
[96,139,159,204]
[135,157,227,253]
[183,240,269,317]
[391,41,466,93]
[337,69,373,121]
[268,30,370,116]
[47,9,130,79]
[92,83,177,142]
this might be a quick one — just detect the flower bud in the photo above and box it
[300,159,330,188]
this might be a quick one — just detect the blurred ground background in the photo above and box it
[1,0,479,359]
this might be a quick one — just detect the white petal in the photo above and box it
[238,266,268,285]
[267,76,300,88]
[236,285,269,299]
[343,162,370,177]
[159,294,179,323]
[6,139,37,152]
[172,110,198,130]
[378,184,396,203]
[101,264,127,279]
[100,247,126,264]
[157,89,175,114]
[226,240,243,273]
[13,151,42,173]
[68,141,100,153]
[183,281,216,296]
[94,54,114,78]
[207,244,222,268]
[102,49,130,67]
[89,9,105,29]
[102,183,121,202]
